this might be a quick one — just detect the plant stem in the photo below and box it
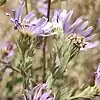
[47,0,51,21]
[43,38,46,83]
[43,0,51,83]
[0,60,20,73]
[25,0,28,14]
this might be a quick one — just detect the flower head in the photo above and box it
[24,83,54,100]
[20,16,54,36]
[52,9,93,37]
[6,2,55,37]
[52,9,96,49]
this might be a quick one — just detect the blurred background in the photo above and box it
[0,0,100,100]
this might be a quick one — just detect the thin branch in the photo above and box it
[43,0,51,83]
[0,60,21,73]
[25,0,28,14]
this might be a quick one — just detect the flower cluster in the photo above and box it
[6,2,95,39]
[24,83,54,100]
[3,1,100,100]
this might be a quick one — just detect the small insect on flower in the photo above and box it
[95,63,100,88]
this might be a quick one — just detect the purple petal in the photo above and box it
[23,12,35,23]
[23,95,27,100]
[63,10,73,33]
[35,17,48,27]
[96,63,100,74]
[15,2,25,22]
[29,17,38,25]
[80,26,93,37]
[52,9,60,23]
[7,50,14,58]
[10,18,15,23]
[40,92,51,100]
[33,84,47,100]
[69,17,83,30]
[85,34,96,41]
[59,9,67,22]
[28,17,48,34]
[40,83,47,89]
[28,25,35,33]
[42,22,53,32]
[80,41,99,51]
[75,21,89,32]
[65,10,73,23]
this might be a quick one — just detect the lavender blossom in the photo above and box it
[6,2,25,29]
[52,9,93,39]
[80,41,100,51]
[52,9,97,49]
[19,16,54,36]
[6,2,55,37]
[95,63,100,87]
[35,0,48,16]
[24,83,54,100]
[27,17,54,36]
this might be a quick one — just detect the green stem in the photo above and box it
[43,38,47,83]
[25,0,28,14]
[0,60,20,73]
[43,0,51,83]
[47,0,51,21]
[68,96,91,100]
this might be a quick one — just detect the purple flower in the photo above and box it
[52,9,97,49]
[52,9,93,39]
[28,17,54,36]
[95,64,100,87]
[24,83,54,100]
[20,16,54,36]
[6,2,25,29]
[6,3,36,31]
[80,41,100,51]
[6,2,55,37]
[35,0,48,16]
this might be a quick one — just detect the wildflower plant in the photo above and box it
[0,0,100,100]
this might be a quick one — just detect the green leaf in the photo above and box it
[59,88,74,100]
[55,87,74,100]
[46,74,53,89]
[68,86,100,100]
